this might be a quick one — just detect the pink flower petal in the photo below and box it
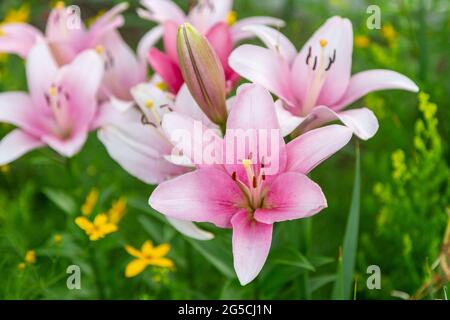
[188,0,232,33]
[286,125,352,174]
[100,31,144,102]
[166,217,214,241]
[333,69,419,111]
[254,172,327,224]
[240,25,297,64]
[42,127,88,157]
[98,124,186,185]
[229,45,296,107]
[226,84,286,176]
[292,16,353,108]
[206,22,233,76]
[163,21,180,63]
[0,23,42,58]
[231,210,273,285]
[0,129,44,165]
[162,112,223,167]
[0,92,45,136]
[148,48,184,94]
[26,41,59,108]
[149,168,242,228]
[137,25,164,65]
[231,17,285,42]
[139,0,186,25]
[174,85,216,128]
[88,2,128,45]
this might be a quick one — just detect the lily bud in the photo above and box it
[177,23,228,127]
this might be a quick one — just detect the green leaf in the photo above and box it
[310,274,336,293]
[332,143,361,300]
[186,237,235,279]
[270,247,315,271]
[138,215,165,244]
[43,188,77,216]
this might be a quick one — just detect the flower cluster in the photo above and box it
[0,0,418,285]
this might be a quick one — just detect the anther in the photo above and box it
[48,86,58,97]
[145,100,154,109]
[95,45,105,55]
[252,176,257,188]
[312,56,318,71]
[306,46,312,65]
[242,159,252,169]
[319,39,328,48]
[231,172,237,181]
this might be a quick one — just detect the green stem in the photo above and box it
[88,244,105,299]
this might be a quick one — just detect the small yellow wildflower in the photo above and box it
[355,35,370,49]
[25,250,36,264]
[381,24,397,46]
[108,197,127,225]
[81,188,99,216]
[18,262,26,271]
[226,11,237,26]
[2,4,30,24]
[392,149,407,181]
[125,241,174,278]
[0,164,10,174]
[54,234,62,244]
[75,214,118,241]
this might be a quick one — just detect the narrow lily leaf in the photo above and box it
[310,274,337,293]
[138,215,165,244]
[43,188,76,216]
[270,247,315,271]
[332,143,361,299]
[186,237,235,279]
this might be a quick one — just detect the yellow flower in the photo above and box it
[108,197,127,224]
[25,250,36,264]
[2,4,30,24]
[54,234,62,244]
[75,214,118,241]
[18,262,26,271]
[355,35,370,49]
[125,241,174,278]
[81,188,99,216]
[0,164,10,174]
[381,24,397,46]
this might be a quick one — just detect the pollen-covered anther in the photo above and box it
[319,39,328,48]
[226,11,237,26]
[48,86,58,97]
[95,45,105,54]
[145,99,154,109]
[242,159,252,169]
[55,1,65,10]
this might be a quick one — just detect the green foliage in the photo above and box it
[0,0,449,300]
[361,93,450,298]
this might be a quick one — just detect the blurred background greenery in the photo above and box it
[0,0,448,299]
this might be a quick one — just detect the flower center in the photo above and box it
[45,84,72,138]
[302,39,337,115]
[231,156,268,214]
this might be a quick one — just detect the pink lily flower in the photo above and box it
[94,80,223,241]
[0,41,103,165]
[0,2,128,63]
[137,0,285,93]
[0,3,150,111]
[150,84,353,285]
[229,17,419,140]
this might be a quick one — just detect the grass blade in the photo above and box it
[332,142,361,299]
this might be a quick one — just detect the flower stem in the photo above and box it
[88,244,105,299]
